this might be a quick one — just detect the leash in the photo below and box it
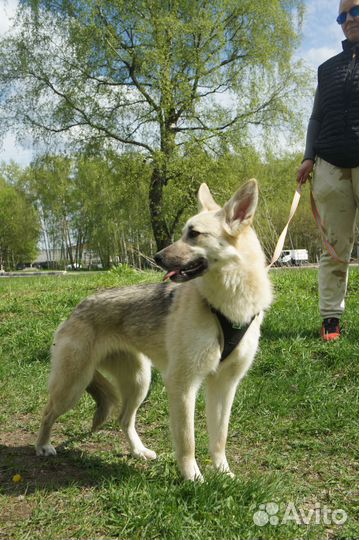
[267,185,302,268]
[267,180,349,268]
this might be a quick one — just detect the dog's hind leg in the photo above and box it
[36,398,60,456]
[36,332,96,457]
[36,367,95,456]
[36,378,92,457]
[105,351,156,460]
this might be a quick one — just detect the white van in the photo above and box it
[279,249,309,266]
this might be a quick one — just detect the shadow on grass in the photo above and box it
[0,436,161,496]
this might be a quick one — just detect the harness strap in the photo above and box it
[210,306,257,362]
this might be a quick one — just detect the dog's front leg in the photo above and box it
[205,369,241,477]
[165,377,203,481]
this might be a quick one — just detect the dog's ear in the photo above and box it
[198,183,221,212]
[223,179,258,233]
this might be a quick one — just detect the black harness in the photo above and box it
[210,306,257,362]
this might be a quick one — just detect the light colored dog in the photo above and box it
[36,179,272,481]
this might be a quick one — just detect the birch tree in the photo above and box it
[0,0,306,249]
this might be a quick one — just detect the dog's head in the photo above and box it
[154,179,259,283]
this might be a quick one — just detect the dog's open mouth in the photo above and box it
[163,258,208,283]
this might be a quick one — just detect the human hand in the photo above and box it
[297,159,314,185]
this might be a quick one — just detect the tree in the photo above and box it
[74,151,153,267]
[0,0,307,249]
[23,152,153,268]
[0,172,40,269]
[23,154,89,269]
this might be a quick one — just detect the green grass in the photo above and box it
[0,267,358,540]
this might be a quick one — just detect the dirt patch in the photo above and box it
[0,495,34,526]
[0,426,135,498]
[0,425,142,540]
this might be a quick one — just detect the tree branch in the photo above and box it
[26,70,155,154]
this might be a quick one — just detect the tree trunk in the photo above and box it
[149,165,171,251]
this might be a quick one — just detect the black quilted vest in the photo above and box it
[315,40,359,168]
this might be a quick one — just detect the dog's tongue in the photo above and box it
[163,270,178,281]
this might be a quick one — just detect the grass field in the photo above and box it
[0,267,358,540]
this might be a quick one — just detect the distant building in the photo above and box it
[28,246,103,270]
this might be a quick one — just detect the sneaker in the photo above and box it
[321,318,341,341]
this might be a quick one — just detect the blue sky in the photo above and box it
[299,0,343,67]
[0,0,346,166]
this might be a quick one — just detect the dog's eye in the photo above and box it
[188,229,201,239]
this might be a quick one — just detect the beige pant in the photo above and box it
[311,158,359,319]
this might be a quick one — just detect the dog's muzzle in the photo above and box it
[154,253,208,283]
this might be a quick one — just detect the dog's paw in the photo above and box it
[215,464,235,479]
[185,470,204,483]
[212,457,235,478]
[181,460,204,482]
[36,444,57,457]
[132,447,157,461]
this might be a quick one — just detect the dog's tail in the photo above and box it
[86,370,119,432]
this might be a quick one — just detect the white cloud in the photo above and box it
[0,0,18,36]
[296,2,344,70]
[300,4,342,45]
[0,1,33,167]
[0,133,33,167]
[302,46,340,70]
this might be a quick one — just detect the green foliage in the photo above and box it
[74,152,152,267]
[161,147,323,260]
[0,269,358,539]
[108,263,158,283]
[251,151,323,261]
[0,0,310,248]
[22,152,153,269]
[13,147,328,269]
[0,166,40,269]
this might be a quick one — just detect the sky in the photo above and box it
[0,0,345,167]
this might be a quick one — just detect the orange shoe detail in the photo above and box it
[321,318,341,341]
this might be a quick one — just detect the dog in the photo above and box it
[36,179,272,481]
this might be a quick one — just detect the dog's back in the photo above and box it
[68,281,176,336]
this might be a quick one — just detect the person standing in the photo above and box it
[297,0,359,341]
